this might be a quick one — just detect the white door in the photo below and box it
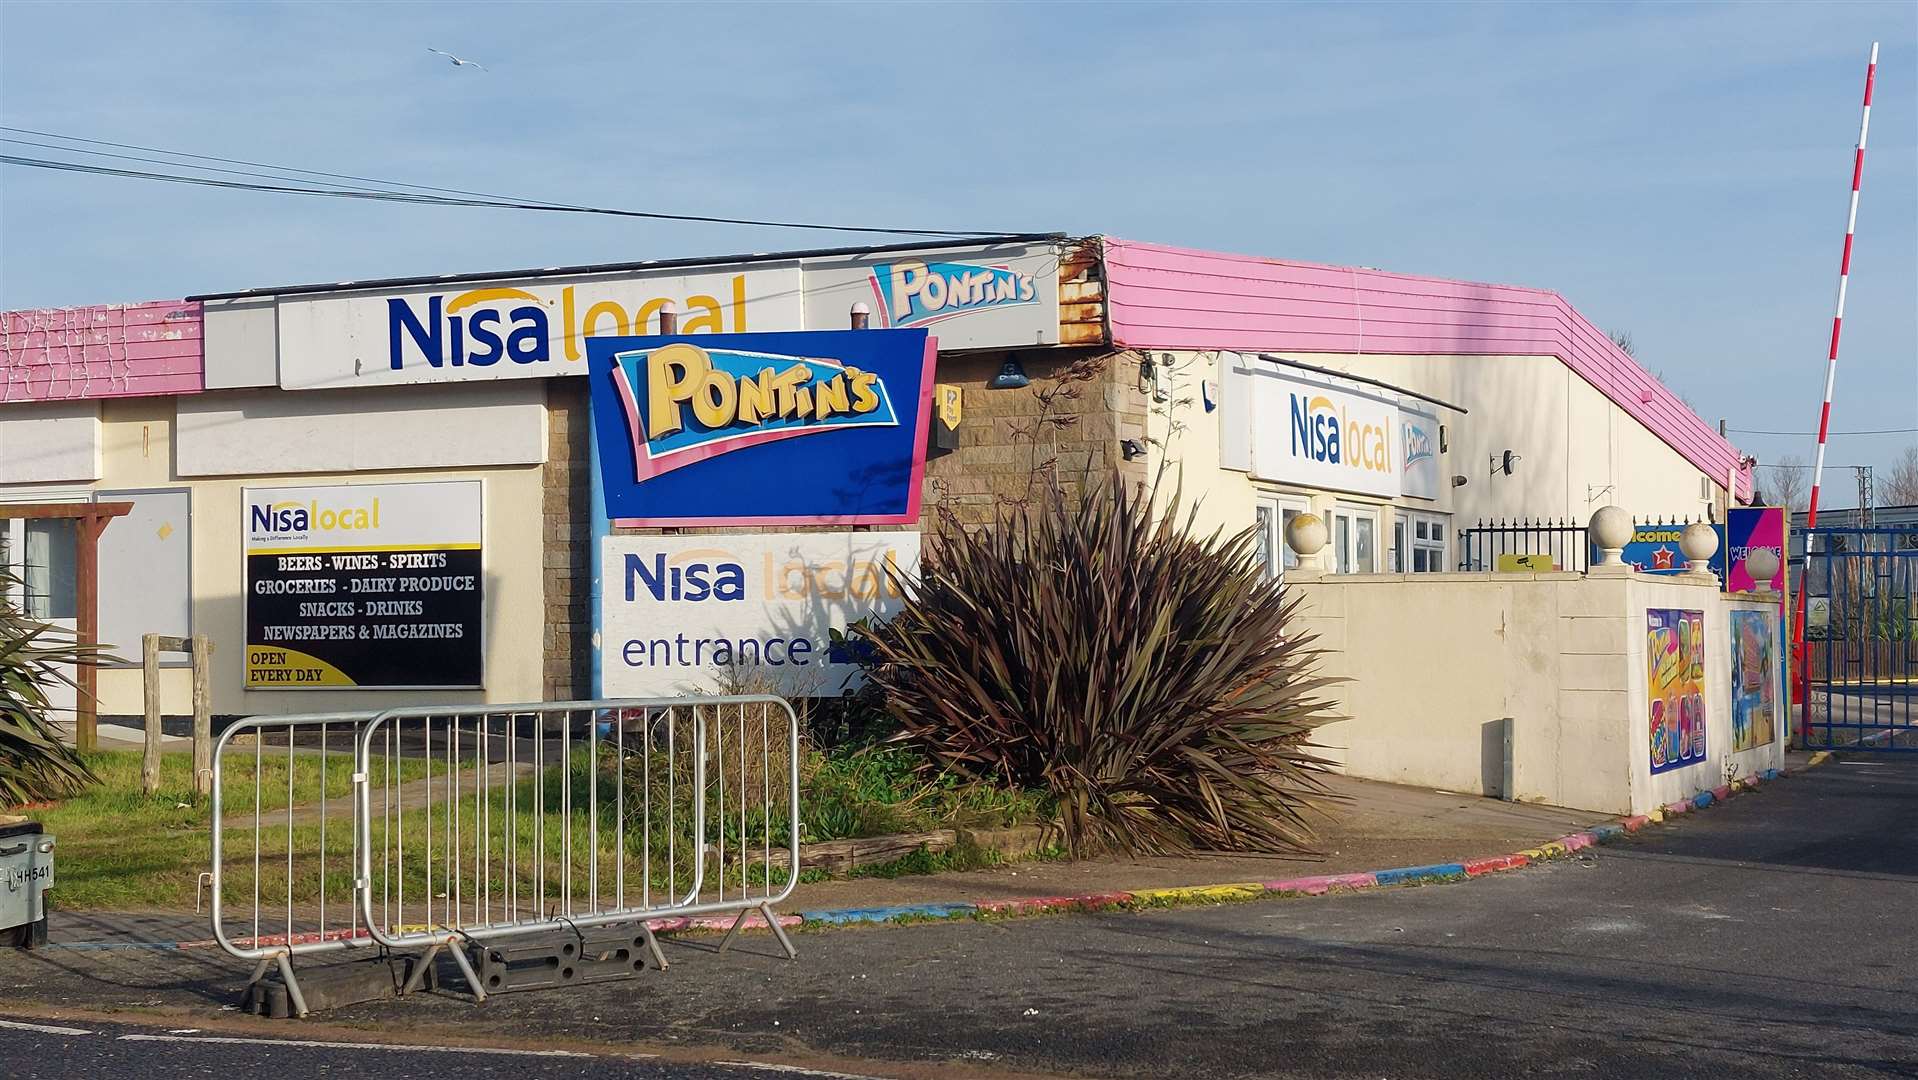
[2,518,81,740]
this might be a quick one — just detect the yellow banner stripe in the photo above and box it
[247,543,481,555]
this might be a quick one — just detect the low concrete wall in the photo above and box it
[1291,568,1787,815]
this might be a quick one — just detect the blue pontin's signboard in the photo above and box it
[586,329,936,527]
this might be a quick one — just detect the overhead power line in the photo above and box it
[1729,426,1917,437]
[1,126,579,207]
[0,130,1016,238]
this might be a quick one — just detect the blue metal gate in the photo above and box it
[1798,526,1918,751]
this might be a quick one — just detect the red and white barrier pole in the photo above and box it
[1793,41,1878,740]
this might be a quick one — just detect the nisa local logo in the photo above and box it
[249,498,381,536]
[869,261,1036,327]
[625,549,746,603]
[1288,393,1392,474]
[610,343,898,482]
[387,276,751,371]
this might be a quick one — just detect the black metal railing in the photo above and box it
[1460,514,1720,573]
[1456,518,1590,572]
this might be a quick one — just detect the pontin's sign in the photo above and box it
[586,329,936,526]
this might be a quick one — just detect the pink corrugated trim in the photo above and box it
[1101,238,1751,500]
[1,300,204,402]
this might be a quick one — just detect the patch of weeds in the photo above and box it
[849,836,1004,880]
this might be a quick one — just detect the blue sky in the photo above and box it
[2,1,1913,490]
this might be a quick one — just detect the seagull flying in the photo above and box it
[427,48,487,71]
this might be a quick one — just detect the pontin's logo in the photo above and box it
[1403,421,1435,470]
[608,343,899,483]
[868,260,1036,327]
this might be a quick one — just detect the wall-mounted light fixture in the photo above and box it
[1452,475,1469,488]
[1439,424,1449,454]
[988,357,1030,390]
[1120,438,1147,462]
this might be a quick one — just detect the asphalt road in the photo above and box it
[0,1015,886,1080]
[8,755,1915,1078]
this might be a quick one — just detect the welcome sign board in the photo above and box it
[1248,368,1401,499]
[587,329,935,526]
[243,480,482,688]
[600,532,920,696]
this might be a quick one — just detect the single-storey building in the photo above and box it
[0,234,1752,740]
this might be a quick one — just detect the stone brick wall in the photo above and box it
[921,348,1150,532]
[543,379,592,699]
[538,346,1148,697]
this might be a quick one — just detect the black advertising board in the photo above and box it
[243,481,483,689]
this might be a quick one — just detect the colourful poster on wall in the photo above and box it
[1729,609,1778,752]
[1647,608,1707,774]
[1726,506,1786,594]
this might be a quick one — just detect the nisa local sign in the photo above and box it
[869,260,1037,327]
[389,279,753,370]
[248,495,381,539]
[601,533,921,697]
[587,329,936,527]
[274,265,805,390]
[1249,370,1401,498]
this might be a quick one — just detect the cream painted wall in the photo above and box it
[88,397,548,717]
[1289,569,1787,815]
[1142,350,1727,568]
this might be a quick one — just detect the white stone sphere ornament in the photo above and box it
[1589,506,1632,566]
[1744,546,1781,588]
[1286,513,1328,561]
[1680,522,1720,574]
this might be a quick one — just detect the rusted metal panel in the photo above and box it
[1056,239,1107,347]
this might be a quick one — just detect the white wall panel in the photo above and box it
[0,400,101,483]
[176,382,547,477]
[202,297,279,390]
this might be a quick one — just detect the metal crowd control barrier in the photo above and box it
[208,711,384,1018]
[209,697,801,1015]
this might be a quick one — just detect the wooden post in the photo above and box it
[142,633,162,795]
[0,503,129,755]
[75,516,102,753]
[191,634,213,797]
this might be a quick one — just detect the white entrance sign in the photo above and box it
[1246,365,1401,499]
[276,265,805,391]
[600,532,920,697]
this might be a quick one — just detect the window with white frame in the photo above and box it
[1254,494,1310,579]
[1330,504,1379,575]
[1394,510,1450,572]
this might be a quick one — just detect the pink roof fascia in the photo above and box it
[1,300,205,404]
[1103,238,1751,500]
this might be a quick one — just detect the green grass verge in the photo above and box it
[16,744,1050,911]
